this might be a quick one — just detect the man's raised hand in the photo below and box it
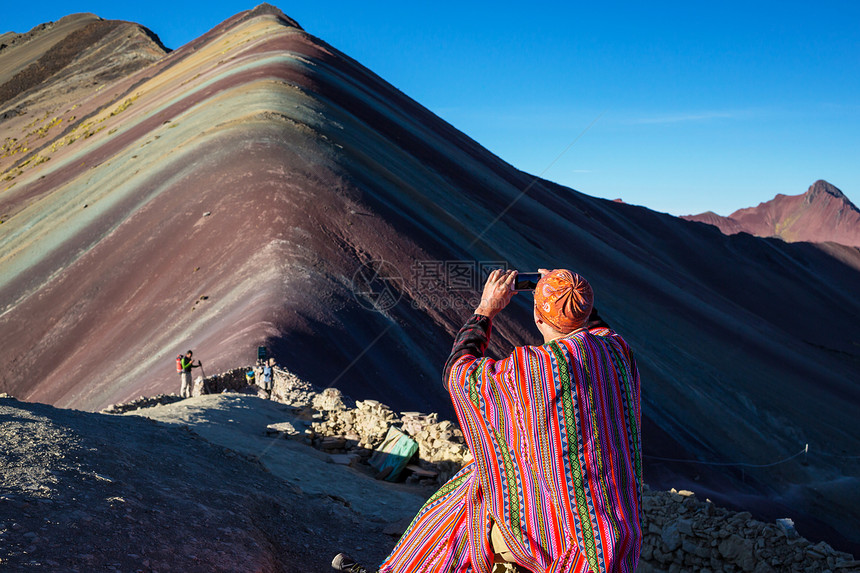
[475,269,517,319]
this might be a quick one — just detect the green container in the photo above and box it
[368,427,419,482]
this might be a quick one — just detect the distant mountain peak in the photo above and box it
[0,16,168,108]
[683,180,860,247]
[243,3,304,30]
[806,179,850,204]
[56,13,102,25]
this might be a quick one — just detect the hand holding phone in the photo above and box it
[475,269,517,318]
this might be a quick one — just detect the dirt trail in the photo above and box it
[0,395,420,571]
[125,393,430,522]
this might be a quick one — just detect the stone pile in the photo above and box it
[292,390,398,471]
[311,387,356,412]
[638,486,858,573]
[191,367,250,395]
[401,413,470,483]
[100,394,182,414]
[296,387,468,484]
[269,366,318,407]
[312,397,396,448]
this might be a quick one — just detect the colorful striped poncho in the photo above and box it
[379,313,642,573]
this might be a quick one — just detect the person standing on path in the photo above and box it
[262,358,274,393]
[179,350,202,398]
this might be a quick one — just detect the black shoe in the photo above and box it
[331,553,373,572]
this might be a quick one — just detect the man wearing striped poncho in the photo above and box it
[335,268,642,573]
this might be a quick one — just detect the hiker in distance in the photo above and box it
[334,268,642,573]
[262,358,275,394]
[177,350,202,398]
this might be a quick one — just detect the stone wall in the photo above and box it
[191,367,250,395]
[267,376,470,485]
[269,366,318,407]
[100,394,182,414]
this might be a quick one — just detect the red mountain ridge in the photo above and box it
[683,180,860,247]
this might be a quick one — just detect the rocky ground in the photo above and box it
[2,364,858,572]
[0,394,406,572]
[638,487,858,573]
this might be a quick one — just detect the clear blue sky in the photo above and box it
[5,1,859,215]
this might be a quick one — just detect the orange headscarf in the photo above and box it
[534,269,593,332]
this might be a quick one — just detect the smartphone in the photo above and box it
[513,272,541,291]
